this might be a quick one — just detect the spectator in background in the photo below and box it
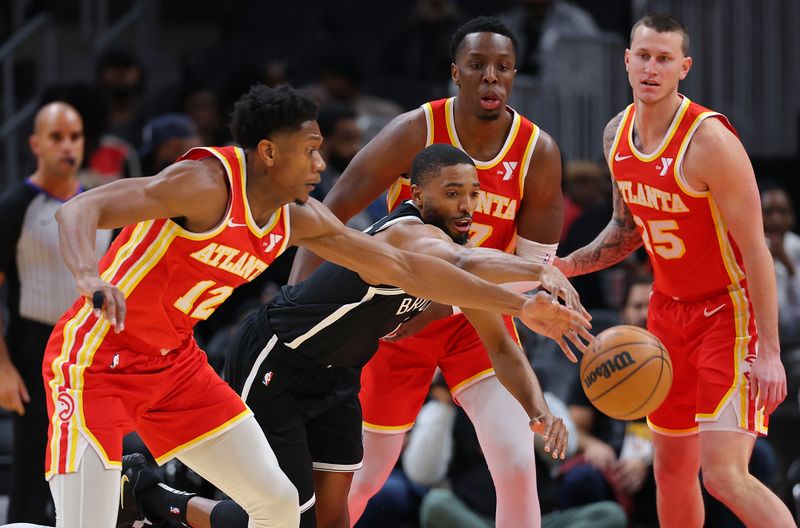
[313,102,383,229]
[95,48,148,148]
[181,84,231,147]
[561,160,609,242]
[403,377,626,528]
[314,102,362,199]
[497,0,598,77]
[561,274,658,526]
[761,186,800,345]
[139,113,203,176]
[308,51,404,141]
[0,102,111,524]
[370,0,465,109]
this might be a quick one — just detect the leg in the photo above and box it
[699,430,795,528]
[9,350,53,524]
[177,416,300,528]
[347,431,405,523]
[651,431,703,527]
[419,488,493,528]
[49,446,121,528]
[457,376,541,528]
[313,471,354,528]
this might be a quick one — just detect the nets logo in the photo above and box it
[583,351,636,389]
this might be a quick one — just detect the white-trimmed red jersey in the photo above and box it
[95,146,291,351]
[386,97,539,253]
[609,96,745,300]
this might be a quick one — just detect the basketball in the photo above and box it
[580,325,672,420]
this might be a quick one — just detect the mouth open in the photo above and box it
[641,80,659,87]
[453,217,472,232]
[480,93,501,111]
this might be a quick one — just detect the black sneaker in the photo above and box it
[117,453,162,528]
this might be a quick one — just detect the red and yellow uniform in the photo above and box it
[43,147,292,477]
[362,97,540,432]
[609,96,766,436]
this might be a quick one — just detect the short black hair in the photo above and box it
[229,84,318,149]
[411,144,475,187]
[449,16,519,65]
[631,13,690,55]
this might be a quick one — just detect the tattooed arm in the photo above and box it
[555,112,643,278]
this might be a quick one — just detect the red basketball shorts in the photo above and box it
[360,313,518,433]
[43,302,250,478]
[646,285,767,436]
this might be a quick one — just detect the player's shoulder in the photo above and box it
[603,109,628,158]
[384,107,427,138]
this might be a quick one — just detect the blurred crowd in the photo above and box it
[1,1,799,527]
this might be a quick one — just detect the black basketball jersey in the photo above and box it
[262,201,432,368]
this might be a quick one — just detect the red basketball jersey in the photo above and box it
[95,146,290,351]
[386,97,539,252]
[609,96,745,299]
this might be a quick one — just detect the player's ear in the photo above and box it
[679,56,692,80]
[29,134,40,157]
[451,63,459,86]
[257,138,276,167]
[624,49,631,73]
[410,183,424,206]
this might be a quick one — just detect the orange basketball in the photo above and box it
[580,325,672,420]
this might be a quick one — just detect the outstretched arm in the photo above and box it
[55,159,229,330]
[462,307,569,458]
[555,113,642,277]
[288,109,427,283]
[381,222,587,317]
[290,200,592,333]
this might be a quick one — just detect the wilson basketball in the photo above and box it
[580,325,672,420]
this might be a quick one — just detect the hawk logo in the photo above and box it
[501,161,518,181]
[656,157,673,176]
[263,233,284,253]
[57,392,75,422]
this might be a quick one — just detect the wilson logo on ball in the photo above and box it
[583,350,636,389]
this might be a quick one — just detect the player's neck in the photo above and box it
[632,93,683,151]
[452,100,512,160]
[245,155,283,225]
[29,169,80,200]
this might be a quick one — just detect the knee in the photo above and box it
[245,477,300,527]
[350,469,384,501]
[654,455,697,488]
[701,462,745,501]
[486,442,536,486]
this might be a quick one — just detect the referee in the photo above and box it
[0,102,110,523]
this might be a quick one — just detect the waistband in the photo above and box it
[654,281,746,303]
[105,328,195,357]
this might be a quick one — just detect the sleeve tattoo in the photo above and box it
[566,113,643,276]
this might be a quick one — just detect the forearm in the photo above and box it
[743,247,781,353]
[561,220,641,277]
[0,311,11,365]
[397,252,526,316]
[457,247,545,284]
[55,201,102,282]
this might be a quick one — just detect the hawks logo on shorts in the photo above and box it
[387,97,539,253]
